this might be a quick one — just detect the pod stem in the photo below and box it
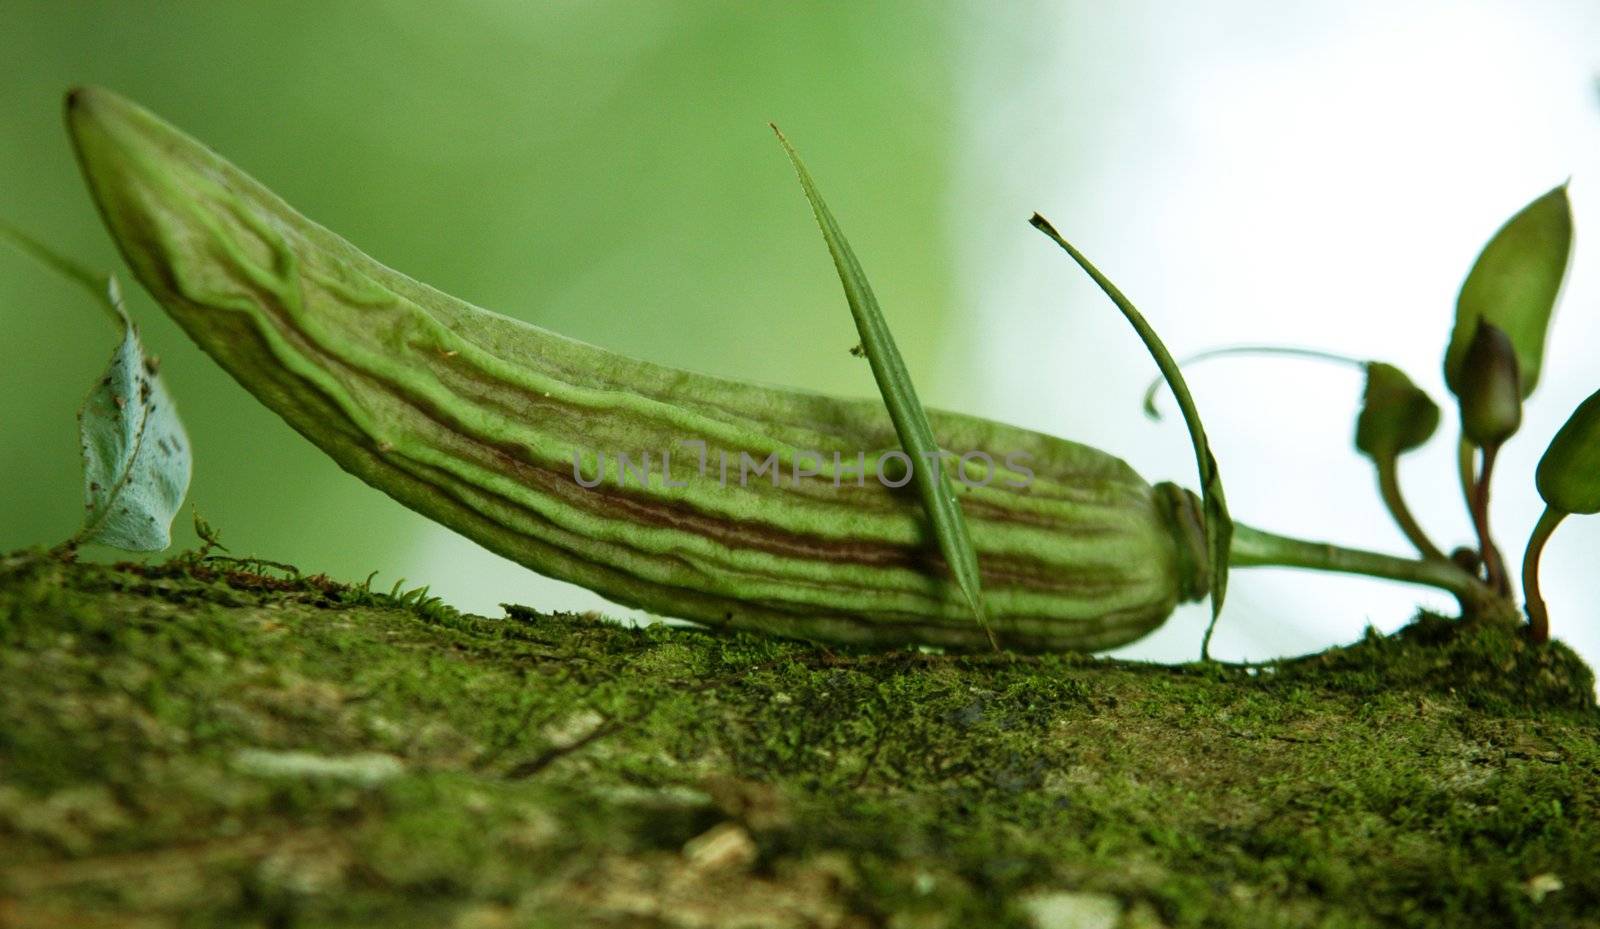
[1373,455,1447,563]
[1229,522,1496,609]
[1521,506,1566,644]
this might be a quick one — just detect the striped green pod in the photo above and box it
[66,86,1208,651]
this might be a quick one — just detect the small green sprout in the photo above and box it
[1444,186,1571,601]
[1143,183,1584,641]
[1455,320,1524,594]
[1525,389,1600,642]
[1356,362,1445,562]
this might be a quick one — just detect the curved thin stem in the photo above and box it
[1140,345,1367,419]
[1373,455,1447,562]
[1521,506,1566,644]
[0,220,124,327]
[1229,522,1496,609]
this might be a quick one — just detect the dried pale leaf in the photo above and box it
[2,223,192,552]
[79,286,191,550]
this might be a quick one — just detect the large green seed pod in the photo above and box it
[66,86,1208,652]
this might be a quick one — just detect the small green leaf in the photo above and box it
[1535,386,1600,515]
[1355,363,1440,461]
[1028,213,1232,657]
[1445,184,1571,399]
[774,126,993,644]
[2,223,191,551]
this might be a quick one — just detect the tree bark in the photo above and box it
[1,550,1595,928]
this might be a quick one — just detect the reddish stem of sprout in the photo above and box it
[1469,443,1510,597]
[1521,506,1566,644]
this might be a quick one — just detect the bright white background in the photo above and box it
[407,1,1600,668]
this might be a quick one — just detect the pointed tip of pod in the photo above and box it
[64,84,124,118]
[64,84,126,122]
[63,85,186,299]
[64,85,155,175]
[62,84,277,337]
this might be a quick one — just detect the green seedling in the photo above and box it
[1149,182,1584,641]
[1526,388,1600,642]
[1357,362,1445,562]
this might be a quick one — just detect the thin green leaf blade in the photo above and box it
[774,126,991,642]
[1029,214,1232,647]
[1445,184,1572,399]
[78,279,192,551]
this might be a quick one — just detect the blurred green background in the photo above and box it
[7,2,1600,669]
[1,2,966,586]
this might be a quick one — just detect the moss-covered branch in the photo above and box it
[0,550,1596,928]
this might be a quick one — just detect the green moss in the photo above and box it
[0,548,1596,928]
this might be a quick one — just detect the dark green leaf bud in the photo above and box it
[1355,363,1439,461]
[1456,320,1522,447]
[1536,388,1600,514]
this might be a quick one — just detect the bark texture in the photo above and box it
[0,550,1596,928]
